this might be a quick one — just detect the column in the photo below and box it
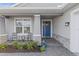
[33,15,41,45]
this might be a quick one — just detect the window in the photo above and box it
[24,27,30,33]
[16,21,22,33]
[16,27,22,33]
[16,18,32,34]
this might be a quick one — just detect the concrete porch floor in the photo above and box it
[0,39,76,56]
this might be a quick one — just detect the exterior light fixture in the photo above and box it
[65,22,70,26]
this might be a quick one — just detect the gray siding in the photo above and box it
[5,17,14,34]
[0,16,5,35]
[5,16,34,35]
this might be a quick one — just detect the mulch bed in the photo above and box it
[0,45,40,53]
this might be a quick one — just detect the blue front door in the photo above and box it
[43,21,51,38]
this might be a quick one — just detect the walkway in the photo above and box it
[0,39,75,56]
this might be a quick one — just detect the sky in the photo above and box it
[0,3,15,7]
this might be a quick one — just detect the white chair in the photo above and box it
[8,34,13,41]
[27,32,33,40]
[12,33,17,40]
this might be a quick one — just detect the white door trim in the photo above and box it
[42,19,53,38]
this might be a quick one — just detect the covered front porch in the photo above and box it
[0,15,54,45]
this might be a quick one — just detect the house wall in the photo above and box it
[0,16,7,44]
[70,7,79,54]
[33,15,41,44]
[53,4,79,50]
[5,16,33,34]
[5,17,14,34]
[4,4,79,52]
[53,13,70,50]
[5,16,41,44]
[70,13,79,53]
[0,16,5,35]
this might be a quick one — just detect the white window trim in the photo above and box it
[14,17,32,35]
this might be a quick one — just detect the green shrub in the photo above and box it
[26,41,34,50]
[15,44,23,49]
[23,43,27,49]
[40,47,46,52]
[0,44,7,49]
[12,40,23,49]
[25,40,38,50]
[29,40,38,48]
[12,40,18,47]
[12,40,38,50]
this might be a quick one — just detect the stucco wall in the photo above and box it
[70,6,79,53]
[53,12,70,50]
[53,15,70,39]
[70,13,79,53]
[53,4,79,50]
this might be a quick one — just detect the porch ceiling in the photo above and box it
[0,3,77,16]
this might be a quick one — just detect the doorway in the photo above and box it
[42,19,52,38]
